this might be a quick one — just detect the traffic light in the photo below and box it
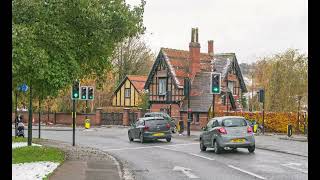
[71,80,80,99]
[211,72,221,94]
[88,86,94,100]
[81,86,88,100]
[258,89,265,103]
[184,78,190,96]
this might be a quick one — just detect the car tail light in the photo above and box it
[218,127,227,134]
[166,123,170,129]
[143,126,149,131]
[247,126,253,133]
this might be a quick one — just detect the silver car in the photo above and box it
[200,116,255,154]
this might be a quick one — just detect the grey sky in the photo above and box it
[126,0,308,64]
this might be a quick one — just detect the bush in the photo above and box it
[214,111,306,133]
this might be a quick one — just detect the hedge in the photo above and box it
[214,111,307,133]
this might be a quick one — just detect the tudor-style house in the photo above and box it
[112,75,147,107]
[144,28,247,129]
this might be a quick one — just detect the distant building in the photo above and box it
[144,28,247,129]
[112,75,147,107]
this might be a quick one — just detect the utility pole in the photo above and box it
[28,85,32,146]
[226,80,229,115]
[262,98,265,135]
[251,73,254,112]
[297,95,302,134]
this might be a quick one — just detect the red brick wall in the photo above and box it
[13,111,99,126]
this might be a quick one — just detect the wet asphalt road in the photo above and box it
[13,127,308,180]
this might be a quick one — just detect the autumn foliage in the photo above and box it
[214,111,307,133]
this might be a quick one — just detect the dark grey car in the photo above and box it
[144,112,177,133]
[200,116,255,154]
[128,117,172,143]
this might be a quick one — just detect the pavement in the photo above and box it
[35,139,123,180]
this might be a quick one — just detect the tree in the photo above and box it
[13,0,146,101]
[111,35,155,85]
[252,49,308,112]
[137,90,150,110]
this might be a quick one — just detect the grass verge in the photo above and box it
[12,136,41,143]
[13,146,65,164]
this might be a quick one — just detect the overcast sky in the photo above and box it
[126,0,308,64]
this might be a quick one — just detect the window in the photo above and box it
[228,81,234,94]
[194,113,200,123]
[158,78,167,95]
[222,118,247,127]
[125,88,130,98]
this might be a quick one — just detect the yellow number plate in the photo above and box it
[153,133,164,137]
[231,139,246,143]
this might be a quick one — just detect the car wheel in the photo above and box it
[200,139,207,151]
[248,145,255,153]
[128,132,133,142]
[140,133,144,143]
[214,140,222,154]
[166,137,171,142]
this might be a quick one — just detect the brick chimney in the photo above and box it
[208,40,214,57]
[189,27,201,78]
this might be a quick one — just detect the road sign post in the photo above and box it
[71,80,80,146]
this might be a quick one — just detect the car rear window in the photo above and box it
[145,113,162,117]
[145,119,167,126]
[222,118,247,127]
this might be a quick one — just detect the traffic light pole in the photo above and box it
[15,91,18,137]
[187,91,191,136]
[28,85,32,146]
[38,100,41,139]
[212,94,215,118]
[262,100,265,135]
[72,99,76,146]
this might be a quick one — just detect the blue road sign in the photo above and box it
[19,84,29,92]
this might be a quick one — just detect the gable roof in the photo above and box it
[144,48,247,93]
[127,75,147,93]
[114,75,147,94]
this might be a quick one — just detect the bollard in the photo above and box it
[85,116,90,129]
[287,124,293,137]
[178,120,184,134]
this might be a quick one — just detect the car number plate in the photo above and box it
[231,138,245,143]
[153,133,164,137]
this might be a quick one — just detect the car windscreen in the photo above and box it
[144,113,162,117]
[145,119,167,126]
[222,118,247,127]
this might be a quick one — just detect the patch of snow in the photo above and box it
[12,142,42,149]
[12,161,59,180]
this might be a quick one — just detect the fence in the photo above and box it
[101,112,123,125]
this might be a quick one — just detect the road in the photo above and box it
[13,127,308,180]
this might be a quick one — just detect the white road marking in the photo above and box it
[173,166,199,179]
[188,153,215,161]
[104,142,198,151]
[228,165,266,180]
[281,163,308,174]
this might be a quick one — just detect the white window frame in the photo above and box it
[125,88,131,98]
[228,81,234,94]
[158,78,167,95]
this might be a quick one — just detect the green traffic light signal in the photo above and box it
[72,80,80,99]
